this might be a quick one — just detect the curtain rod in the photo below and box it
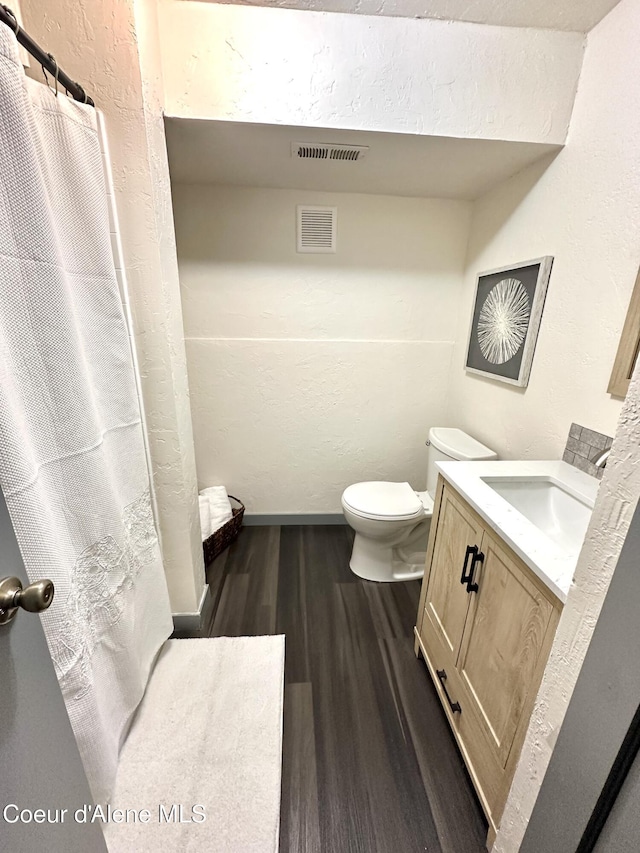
[0,5,94,107]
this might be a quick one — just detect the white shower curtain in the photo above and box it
[0,25,173,802]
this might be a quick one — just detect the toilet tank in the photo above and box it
[426,427,497,498]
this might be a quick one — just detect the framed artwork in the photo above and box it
[608,266,640,398]
[465,256,553,388]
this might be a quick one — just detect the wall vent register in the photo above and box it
[296,205,337,254]
[292,142,369,161]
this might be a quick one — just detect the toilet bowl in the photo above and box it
[341,482,434,582]
[341,428,497,582]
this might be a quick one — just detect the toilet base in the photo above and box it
[349,533,425,583]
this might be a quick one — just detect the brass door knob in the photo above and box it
[0,576,55,625]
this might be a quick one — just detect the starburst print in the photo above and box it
[477,277,530,364]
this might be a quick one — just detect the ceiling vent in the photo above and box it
[292,142,369,162]
[297,205,337,254]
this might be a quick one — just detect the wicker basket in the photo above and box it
[202,495,245,565]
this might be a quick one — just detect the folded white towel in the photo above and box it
[198,495,213,541]
[200,486,233,535]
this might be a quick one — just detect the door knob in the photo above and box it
[0,576,55,625]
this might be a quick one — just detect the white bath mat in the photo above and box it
[104,636,285,852]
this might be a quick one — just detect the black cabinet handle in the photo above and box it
[461,545,477,586]
[466,550,484,594]
[436,669,461,714]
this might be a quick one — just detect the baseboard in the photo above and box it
[243,513,347,526]
[171,583,213,638]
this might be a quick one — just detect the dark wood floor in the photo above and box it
[203,525,487,853]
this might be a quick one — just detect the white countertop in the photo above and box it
[436,460,600,603]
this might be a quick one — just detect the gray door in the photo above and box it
[0,491,107,852]
[594,746,640,852]
[520,499,640,852]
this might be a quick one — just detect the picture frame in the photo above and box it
[608,266,640,398]
[465,256,553,388]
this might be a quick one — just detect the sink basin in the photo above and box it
[435,460,600,602]
[480,476,593,555]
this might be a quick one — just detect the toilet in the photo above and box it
[341,427,497,582]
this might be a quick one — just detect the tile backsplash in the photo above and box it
[563,423,613,479]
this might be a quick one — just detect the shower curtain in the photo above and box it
[0,24,173,802]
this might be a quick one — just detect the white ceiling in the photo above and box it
[165,119,559,201]
[187,0,621,33]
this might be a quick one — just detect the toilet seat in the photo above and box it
[414,490,435,515]
[342,481,425,521]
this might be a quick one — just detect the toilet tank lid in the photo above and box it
[429,427,497,461]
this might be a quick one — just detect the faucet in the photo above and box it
[591,448,611,469]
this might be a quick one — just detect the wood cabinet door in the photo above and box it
[421,484,484,667]
[457,529,557,770]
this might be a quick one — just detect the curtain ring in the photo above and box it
[46,53,59,97]
[3,6,20,37]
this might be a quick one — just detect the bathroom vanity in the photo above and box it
[414,461,598,847]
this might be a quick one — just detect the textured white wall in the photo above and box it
[20,0,206,614]
[194,0,621,32]
[487,0,640,849]
[173,185,471,512]
[158,1,584,145]
[446,0,640,463]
